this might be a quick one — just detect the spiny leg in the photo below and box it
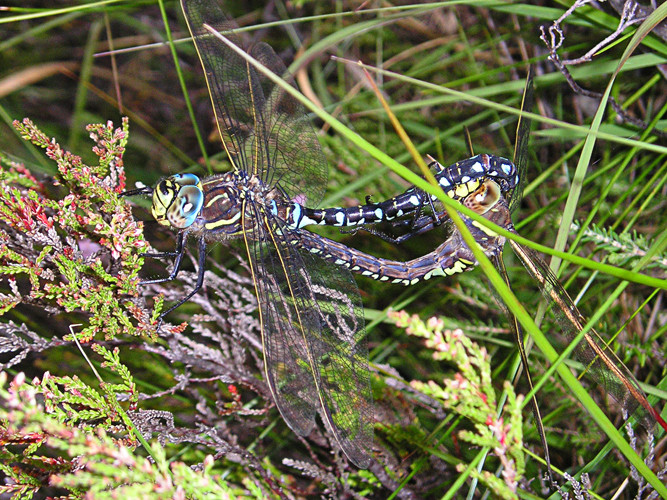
[141,234,208,326]
[339,195,445,244]
[121,186,154,197]
[140,232,186,284]
[353,212,446,245]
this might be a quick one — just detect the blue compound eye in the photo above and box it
[152,174,204,228]
[167,184,204,229]
[174,173,201,186]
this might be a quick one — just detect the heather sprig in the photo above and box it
[388,310,525,498]
[0,372,241,500]
[0,118,153,345]
[572,221,667,271]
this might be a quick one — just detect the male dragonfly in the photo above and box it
[128,0,516,469]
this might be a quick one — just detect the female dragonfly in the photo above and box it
[132,0,664,471]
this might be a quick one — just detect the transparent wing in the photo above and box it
[491,249,555,484]
[509,238,658,431]
[246,43,328,204]
[181,0,327,206]
[242,203,372,467]
[510,69,534,212]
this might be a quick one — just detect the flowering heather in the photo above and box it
[0,118,151,344]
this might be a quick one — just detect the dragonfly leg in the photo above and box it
[388,189,439,234]
[140,233,186,285]
[341,193,445,244]
[361,225,413,244]
[364,213,444,245]
[389,214,443,243]
[149,236,208,326]
[120,186,154,197]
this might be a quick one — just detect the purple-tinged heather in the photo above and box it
[388,309,525,498]
[1,118,154,342]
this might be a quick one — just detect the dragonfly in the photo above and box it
[125,0,519,468]
[359,77,667,480]
[130,0,665,473]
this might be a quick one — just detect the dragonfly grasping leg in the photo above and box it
[152,236,208,323]
[140,233,186,285]
[365,215,443,245]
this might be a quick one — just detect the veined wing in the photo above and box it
[508,237,662,431]
[507,70,663,433]
[496,70,559,481]
[241,200,372,467]
[181,0,327,206]
[508,71,533,212]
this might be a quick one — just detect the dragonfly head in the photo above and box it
[464,179,501,215]
[152,173,204,229]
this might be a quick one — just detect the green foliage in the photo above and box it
[0,119,153,343]
[1,1,666,498]
[573,221,667,270]
[0,372,239,500]
[389,310,525,498]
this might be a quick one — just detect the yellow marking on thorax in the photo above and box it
[205,193,230,208]
[204,210,241,230]
[472,220,499,237]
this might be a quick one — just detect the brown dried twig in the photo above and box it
[539,0,665,136]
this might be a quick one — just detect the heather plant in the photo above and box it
[388,310,525,499]
[0,371,240,499]
[0,118,151,345]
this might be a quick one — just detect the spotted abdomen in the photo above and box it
[288,154,518,230]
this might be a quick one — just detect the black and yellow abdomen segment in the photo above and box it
[290,154,518,230]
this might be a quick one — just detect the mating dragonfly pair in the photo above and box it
[127,0,665,472]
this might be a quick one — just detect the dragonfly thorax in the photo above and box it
[468,193,512,255]
[177,172,289,241]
